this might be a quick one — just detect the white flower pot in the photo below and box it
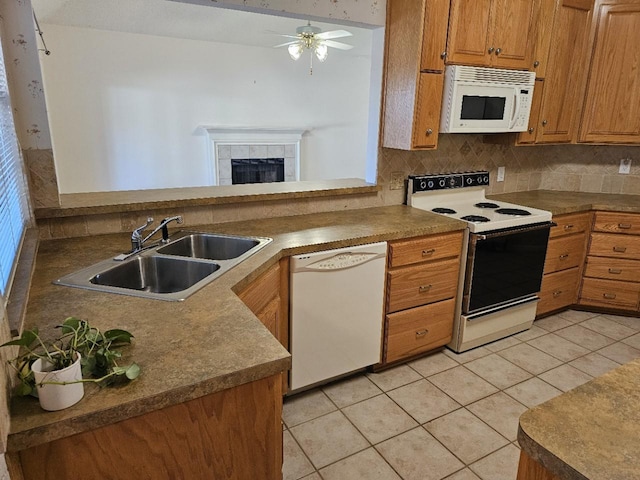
[31,353,84,411]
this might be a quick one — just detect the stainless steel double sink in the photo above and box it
[54,232,272,301]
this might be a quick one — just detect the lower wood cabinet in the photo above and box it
[579,212,640,312]
[10,374,283,480]
[537,267,581,316]
[381,231,463,366]
[537,212,590,316]
[385,298,455,363]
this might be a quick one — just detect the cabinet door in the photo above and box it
[490,0,537,69]
[421,0,452,71]
[536,0,594,143]
[579,3,640,143]
[257,296,280,339]
[412,73,444,149]
[530,0,559,77]
[446,0,493,66]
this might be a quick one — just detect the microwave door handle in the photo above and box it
[509,89,521,129]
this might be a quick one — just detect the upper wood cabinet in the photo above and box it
[532,0,595,143]
[382,0,451,150]
[578,1,640,144]
[446,0,537,70]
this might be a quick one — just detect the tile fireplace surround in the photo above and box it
[203,127,305,186]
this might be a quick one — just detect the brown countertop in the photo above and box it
[518,358,640,480]
[488,190,640,215]
[8,205,464,452]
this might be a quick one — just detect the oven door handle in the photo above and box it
[475,221,556,241]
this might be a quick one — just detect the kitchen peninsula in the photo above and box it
[7,205,465,479]
[517,358,640,480]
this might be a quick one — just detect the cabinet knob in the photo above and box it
[559,253,569,260]
[495,47,502,55]
[415,329,429,338]
[488,47,495,54]
[564,224,574,230]
[618,223,632,229]
[422,248,436,256]
[533,60,540,67]
[542,120,548,126]
[613,246,627,253]
[528,127,534,134]
[552,290,562,298]
[426,128,433,136]
[603,293,617,300]
[440,51,447,60]
[608,268,622,274]
[418,285,432,293]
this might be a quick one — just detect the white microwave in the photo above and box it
[440,65,536,134]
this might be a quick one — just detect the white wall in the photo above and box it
[40,25,374,193]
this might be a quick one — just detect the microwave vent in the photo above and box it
[451,65,535,86]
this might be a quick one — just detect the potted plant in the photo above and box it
[1,317,140,411]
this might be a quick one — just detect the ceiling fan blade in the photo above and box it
[316,30,353,40]
[322,40,354,50]
[273,41,300,48]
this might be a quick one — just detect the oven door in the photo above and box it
[462,222,552,315]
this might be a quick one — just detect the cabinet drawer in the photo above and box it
[579,277,640,310]
[537,267,580,316]
[592,212,640,235]
[387,257,460,313]
[584,257,640,282]
[550,212,591,238]
[385,299,455,363]
[388,231,464,268]
[544,234,586,274]
[588,233,640,260]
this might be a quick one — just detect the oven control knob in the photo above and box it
[466,177,473,185]
[483,175,489,183]
[439,179,446,187]
[427,180,434,188]
[420,181,427,190]
[449,178,456,187]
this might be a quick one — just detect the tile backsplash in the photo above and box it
[378,135,640,205]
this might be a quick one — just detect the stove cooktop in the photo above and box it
[407,172,552,233]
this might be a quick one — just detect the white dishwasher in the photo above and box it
[289,241,387,392]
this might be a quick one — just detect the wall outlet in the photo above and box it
[497,166,505,182]
[390,171,404,190]
[619,158,632,174]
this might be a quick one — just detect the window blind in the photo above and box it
[0,36,30,297]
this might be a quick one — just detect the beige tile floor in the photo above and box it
[282,310,640,480]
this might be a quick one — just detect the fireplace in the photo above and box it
[201,127,307,186]
[232,158,285,185]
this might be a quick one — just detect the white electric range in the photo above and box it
[407,171,553,352]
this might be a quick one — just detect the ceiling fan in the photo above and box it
[273,22,353,74]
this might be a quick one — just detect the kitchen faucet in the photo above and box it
[130,215,184,252]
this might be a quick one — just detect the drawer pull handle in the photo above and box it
[422,249,436,256]
[563,224,574,230]
[559,253,569,260]
[613,246,627,253]
[603,293,617,300]
[415,329,429,338]
[618,223,632,229]
[552,290,562,298]
[608,268,622,274]
[419,285,432,293]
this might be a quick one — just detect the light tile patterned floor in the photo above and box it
[282,311,640,480]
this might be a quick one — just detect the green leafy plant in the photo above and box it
[1,317,140,396]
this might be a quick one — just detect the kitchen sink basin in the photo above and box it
[90,256,220,294]
[54,231,272,301]
[157,233,262,260]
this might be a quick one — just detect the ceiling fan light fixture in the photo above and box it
[288,43,303,61]
[315,43,328,62]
